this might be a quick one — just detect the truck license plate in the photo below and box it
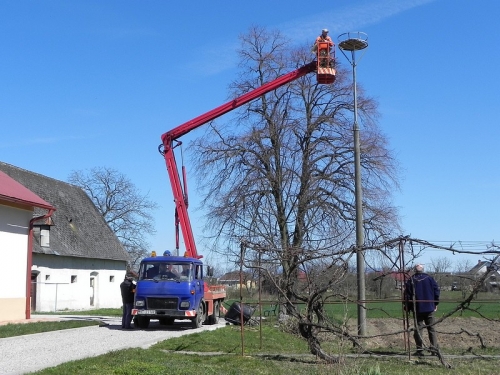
[138,310,156,315]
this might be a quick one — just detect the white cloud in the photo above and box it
[0,135,92,149]
[182,0,437,77]
[280,0,436,44]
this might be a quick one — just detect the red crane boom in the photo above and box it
[159,60,333,259]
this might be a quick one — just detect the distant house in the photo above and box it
[468,260,500,291]
[469,260,497,276]
[387,270,408,289]
[0,170,55,321]
[219,271,256,289]
[371,269,408,289]
[0,162,130,314]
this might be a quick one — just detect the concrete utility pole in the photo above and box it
[338,31,369,336]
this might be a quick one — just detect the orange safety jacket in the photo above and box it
[315,35,334,48]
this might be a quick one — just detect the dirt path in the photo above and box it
[360,317,500,351]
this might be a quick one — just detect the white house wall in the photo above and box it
[0,204,32,320]
[32,254,127,312]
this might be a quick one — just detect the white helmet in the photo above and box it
[322,28,329,33]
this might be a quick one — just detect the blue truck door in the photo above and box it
[194,264,204,302]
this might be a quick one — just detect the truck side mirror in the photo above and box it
[206,266,214,277]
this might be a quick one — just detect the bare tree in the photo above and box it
[430,256,452,274]
[430,256,453,288]
[453,258,473,274]
[68,167,158,270]
[453,259,474,297]
[192,27,401,361]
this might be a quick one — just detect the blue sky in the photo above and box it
[1,0,498,270]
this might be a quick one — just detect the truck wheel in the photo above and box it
[192,302,204,329]
[208,301,220,325]
[136,317,150,329]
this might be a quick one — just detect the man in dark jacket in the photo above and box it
[120,276,135,329]
[404,264,440,355]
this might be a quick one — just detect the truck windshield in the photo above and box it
[138,262,193,281]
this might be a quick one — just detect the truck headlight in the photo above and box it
[180,301,190,308]
[135,300,145,307]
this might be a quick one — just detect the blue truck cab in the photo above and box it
[132,254,224,329]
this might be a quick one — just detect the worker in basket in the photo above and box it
[312,28,335,68]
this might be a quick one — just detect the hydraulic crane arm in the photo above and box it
[159,61,318,259]
[161,61,316,142]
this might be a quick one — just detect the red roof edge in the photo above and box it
[0,170,55,211]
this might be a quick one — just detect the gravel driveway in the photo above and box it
[0,315,226,375]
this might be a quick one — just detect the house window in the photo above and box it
[45,275,50,281]
[110,276,115,282]
[34,224,51,247]
[40,225,50,247]
[71,275,77,283]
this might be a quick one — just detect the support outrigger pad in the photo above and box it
[224,302,255,325]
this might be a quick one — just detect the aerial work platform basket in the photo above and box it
[316,41,336,84]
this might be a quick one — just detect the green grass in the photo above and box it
[35,308,122,317]
[331,301,500,320]
[153,324,310,354]
[1,310,497,375]
[254,300,500,321]
[3,303,497,374]
[0,320,100,338]
[31,350,500,375]
[30,322,500,375]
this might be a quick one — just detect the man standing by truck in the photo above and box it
[120,276,135,329]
